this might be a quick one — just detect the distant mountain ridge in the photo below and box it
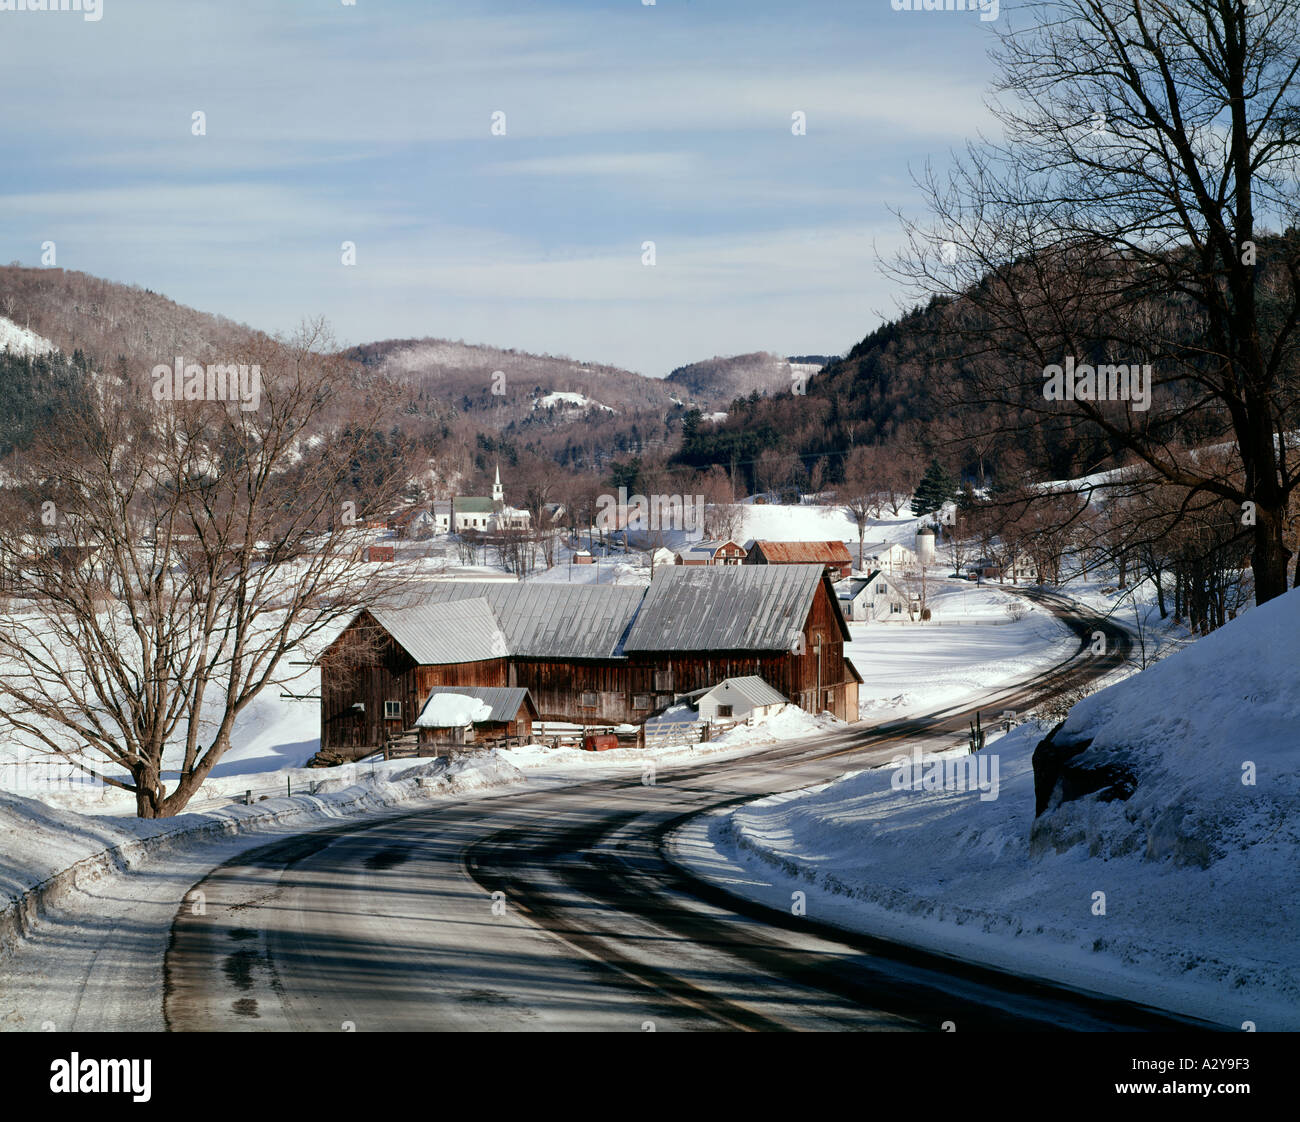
[664,351,827,406]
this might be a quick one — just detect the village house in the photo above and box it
[431,499,453,534]
[856,540,916,574]
[673,539,746,566]
[968,554,1038,583]
[317,564,861,755]
[745,540,853,579]
[647,546,676,570]
[387,505,436,540]
[834,570,907,621]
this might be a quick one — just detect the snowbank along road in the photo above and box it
[8,591,1211,1031]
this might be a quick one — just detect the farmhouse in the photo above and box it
[967,553,1038,583]
[745,540,853,579]
[856,540,916,574]
[318,563,859,755]
[834,570,906,621]
[673,539,746,566]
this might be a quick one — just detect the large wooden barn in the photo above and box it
[317,564,860,753]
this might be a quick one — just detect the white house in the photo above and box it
[835,571,906,622]
[1007,553,1038,583]
[432,500,452,534]
[697,676,787,722]
[857,540,916,574]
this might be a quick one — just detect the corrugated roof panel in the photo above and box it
[369,598,505,665]
[623,564,825,652]
[703,676,787,708]
[398,581,645,660]
[752,540,852,564]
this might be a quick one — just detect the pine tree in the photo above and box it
[912,458,956,517]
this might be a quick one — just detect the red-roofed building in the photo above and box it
[745,540,853,579]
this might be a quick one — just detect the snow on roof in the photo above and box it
[835,572,882,598]
[416,686,533,727]
[415,692,493,728]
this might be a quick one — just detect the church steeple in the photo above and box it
[492,463,504,504]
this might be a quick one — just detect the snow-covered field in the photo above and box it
[0,315,54,358]
[672,587,1300,1030]
[846,581,1079,721]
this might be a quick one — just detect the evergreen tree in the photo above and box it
[912,458,956,518]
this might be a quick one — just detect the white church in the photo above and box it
[432,465,532,535]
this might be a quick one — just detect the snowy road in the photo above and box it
[4,592,1206,1031]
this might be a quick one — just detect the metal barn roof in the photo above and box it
[369,598,505,665]
[407,581,645,660]
[701,676,786,708]
[750,540,852,564]
[622,563,833,652]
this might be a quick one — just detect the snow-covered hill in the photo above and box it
[0,315,54,358]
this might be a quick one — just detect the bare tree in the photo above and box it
[0,322,418,817]
[840,446,883,570]
[892,0,1300,604]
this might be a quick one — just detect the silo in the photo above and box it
[916,526,936,565]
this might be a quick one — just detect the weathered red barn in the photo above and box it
[317,564,859,755]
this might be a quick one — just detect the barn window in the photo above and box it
[384,700,402,720]
[653,670,673,691]
[580,691,599,708]
[717,704,733,718]
[632,694,651,710]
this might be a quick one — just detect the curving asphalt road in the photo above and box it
[160,590,1212,1032]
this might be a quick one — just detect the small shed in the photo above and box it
[572,549,594,565]
[366,544,395,563]
[415,686,538,751]
[697,676,787,722]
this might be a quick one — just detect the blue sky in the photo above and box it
[0,0,1003,374]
